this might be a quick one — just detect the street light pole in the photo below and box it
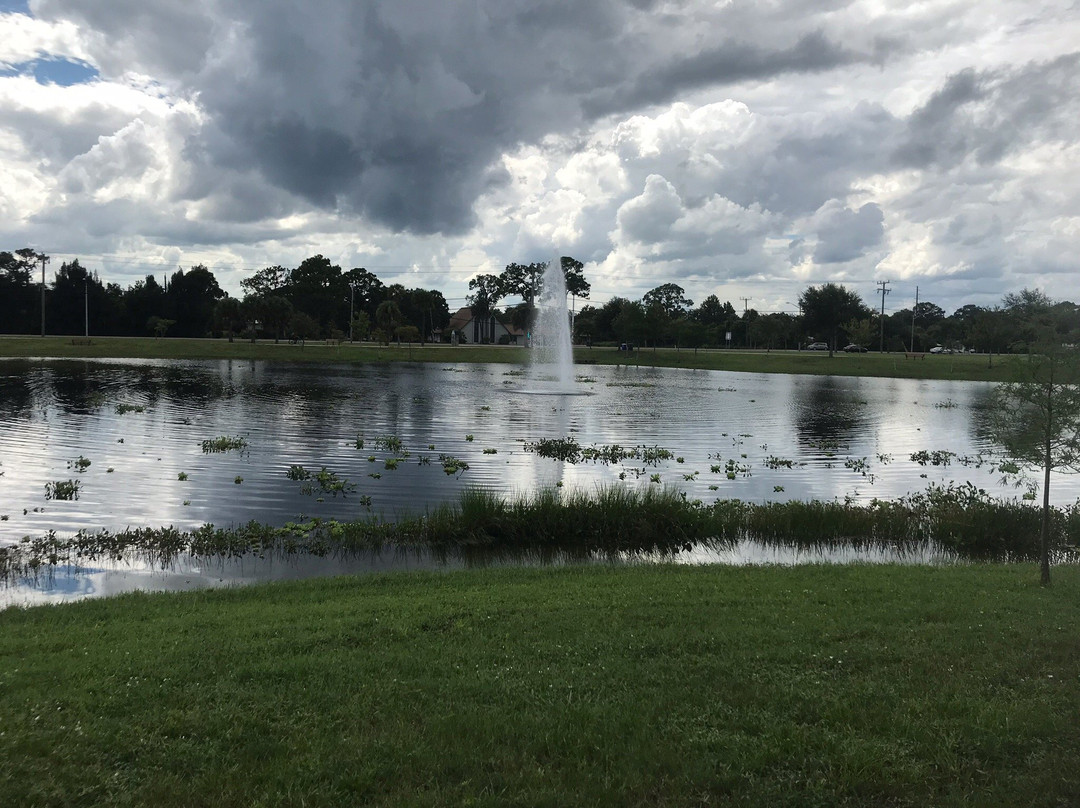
[38,252,49,337]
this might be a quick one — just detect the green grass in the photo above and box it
[1,564,1079,806]
[0,336,1023,381]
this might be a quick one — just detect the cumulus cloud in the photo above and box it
[811,201,885,264]
[0,0,1077,313]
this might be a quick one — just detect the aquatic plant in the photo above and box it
[384,458,400,470]
[234,476,243,484]
[483,448,498,455]
[465,434,474,442]
[69,456,91,472]
[177,472,189,481]
[375,435,403,453]
[201,436,248,453]
[910,450,955,466]
[115,403,145,415]
[764,456,795,469]
[45,480,81,501]
[439,454,469,476]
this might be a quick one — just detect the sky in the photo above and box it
[1,0,1078,316]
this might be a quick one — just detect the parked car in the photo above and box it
[929,346,945,354]
[843,344,869,353]
[806,342,829,351]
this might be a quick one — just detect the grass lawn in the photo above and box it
[2,563,1078,806]
[0,335,1021,381]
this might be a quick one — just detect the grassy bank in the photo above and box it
[2,563,1078,806]
[0,335,1020,381]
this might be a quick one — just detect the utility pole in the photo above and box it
[910,286,919,352]
[740,297,752,349]
[876,280,890,352]
[38,252,49,337]
[349,283,356,342]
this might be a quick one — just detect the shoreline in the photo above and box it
[0,335,1019,382]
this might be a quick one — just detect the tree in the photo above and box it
[166,265,226,337]
[375,299,403,345]
[288,255,348,334]
[213,298,245,341]
[240,265,290,299]
[561,256,591,300]
[799,283,872,356]
[0,249,38,334]
[987,341,1080,585]
[612,301,646,347]
[642,283,693,319]
[842,318,875,349]
[467,274,502,344]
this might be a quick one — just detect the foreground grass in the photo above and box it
[0,335,1020,381]
[2,564,1079,807]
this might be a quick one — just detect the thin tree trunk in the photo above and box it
[1041,382,1053,586]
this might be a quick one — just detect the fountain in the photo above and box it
[527,256,580,395]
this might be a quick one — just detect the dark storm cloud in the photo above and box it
[812,202,884,264]
[894,52,1080,169]
[33,0,900,238]
[584,30,862,116]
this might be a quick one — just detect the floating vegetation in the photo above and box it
[45,480,81,501]
[724,459,752,479]
[417,455,431,466]
[234,476,244,485]
[465,434,474,442]
[877,453,893,464]
[717,387,737,392]
[774,486,785,493]
[354,434,365,450]
[502,370,525,377]
[575,376,597,383]
[177,472,189,481]
[296,467,357,497]
[384,458,400,470]
[369,473,382,480]
[764,456,795,469]
[650,474,661,484]
[482,448,498,455]
[69,456,91,473]
[201,436,248,453]
[682,472,698,481]
[480,406,491,411]
[374,435,404,453]
[910,450,955,466]
[106,468,114,473]
[524,438,673,467]
[115,403,145,415]
[844,457,875,482]
[935,399,960,409]
[676,457,685,464]
[439,454,469,476]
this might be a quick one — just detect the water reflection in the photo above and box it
[2,357,1078,550]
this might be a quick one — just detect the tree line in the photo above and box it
[3,247,1078,352]
[573,283,1080,356]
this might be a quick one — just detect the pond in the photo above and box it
[0,357,1072,605]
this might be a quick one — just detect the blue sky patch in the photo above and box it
[0,57,99,85]
[33,57,99,85]
[0,2,31,14]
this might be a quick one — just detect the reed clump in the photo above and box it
[2,484,1077,584]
